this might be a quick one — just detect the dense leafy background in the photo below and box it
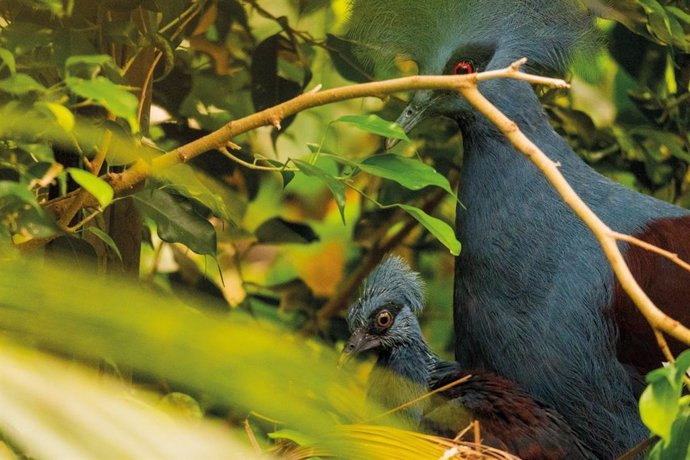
[0,0,688,457]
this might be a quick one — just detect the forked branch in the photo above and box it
[26,58,690,353]
[42,60,567,220]
[459,58,690,349]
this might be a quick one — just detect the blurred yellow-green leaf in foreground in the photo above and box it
[0,260,509,459]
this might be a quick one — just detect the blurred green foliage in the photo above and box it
[639,350,690,458]
[0,259,464,459]
[551,1,690,207]
[0,0,688,457]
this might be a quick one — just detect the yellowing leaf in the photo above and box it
[287,240,345,297]
[37,102,75,132]
[0,74,46,95]
[65,76,139,132]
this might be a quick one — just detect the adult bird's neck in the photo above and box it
[451,109,608,366]
[460,111,584,185]
[456,110,607,232]
[452,90,685,388]
[368,335,438,425]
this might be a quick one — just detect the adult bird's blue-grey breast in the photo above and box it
[340,256,596,460]
[346,1,690,458]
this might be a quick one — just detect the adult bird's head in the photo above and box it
[346,0,593,144]
[339,256,425,366]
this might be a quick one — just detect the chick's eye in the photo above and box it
[453,60,474,75]
[376,310,393,328]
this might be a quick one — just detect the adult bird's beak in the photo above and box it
[338,329,379,368]
[385,91,448,150]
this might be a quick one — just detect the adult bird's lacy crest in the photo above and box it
[342,256,596,459]
[346,1,690,458]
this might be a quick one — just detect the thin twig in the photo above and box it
[613,231,690,273]
[473,421,481,452]
[144,240,165,284]
[22,58,690,353]
[67,208,103,232]
[43,66,567,220]
[218,146,298,172]
[58,122,114,227]
[615,436,660,460]
[452,423,475,443]
[654,330,675,364]
[242,419,263,455]
[364,375,472,423]
[135,1,200,123]
[30,162,63,190]
[458,59,690,348]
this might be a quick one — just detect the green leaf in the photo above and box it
[148,33,175,81]
[86,227,122,262]
[66,168,113,208]
[2,21,54,51]
[0,74,46,95]
[668,6,690,25]
[661,407,690,459]
[65,54,113,72]
[14,0,67,16]
[675,350,690,376]
[646,366,671,384]
[306,143,342,159]
[645,404,690,460]
[395,204,461,255]
[664,407,690,459]
[102,20,140,46]
[359,154,455,196]
[266,159,296,188]
[36,102,75,132]
[0,48,16,74]
[19,143,55,163]
[640,377,679,441]
[0,181,60,239]
[255,217,318,244]
[293,159,346,223]
[336,114,410,141]
[632,128,690,163]
[155,164,231,221]
[325,33,371,83]
[134,189,217,256]
[0,181,40,210]
[251,34,305,134]
[65,76,139,132]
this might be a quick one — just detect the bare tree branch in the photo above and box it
[20,58,690,353]
[458,58,690,348]
[42,65,568,220]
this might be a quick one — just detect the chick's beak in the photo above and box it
[338,329,379,368]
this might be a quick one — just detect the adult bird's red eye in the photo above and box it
[376,310,393,328]
[453,60,474,75]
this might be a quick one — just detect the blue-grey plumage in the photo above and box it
[347,1,690,457]
[341,256,435,425]
[341,257,597,459]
